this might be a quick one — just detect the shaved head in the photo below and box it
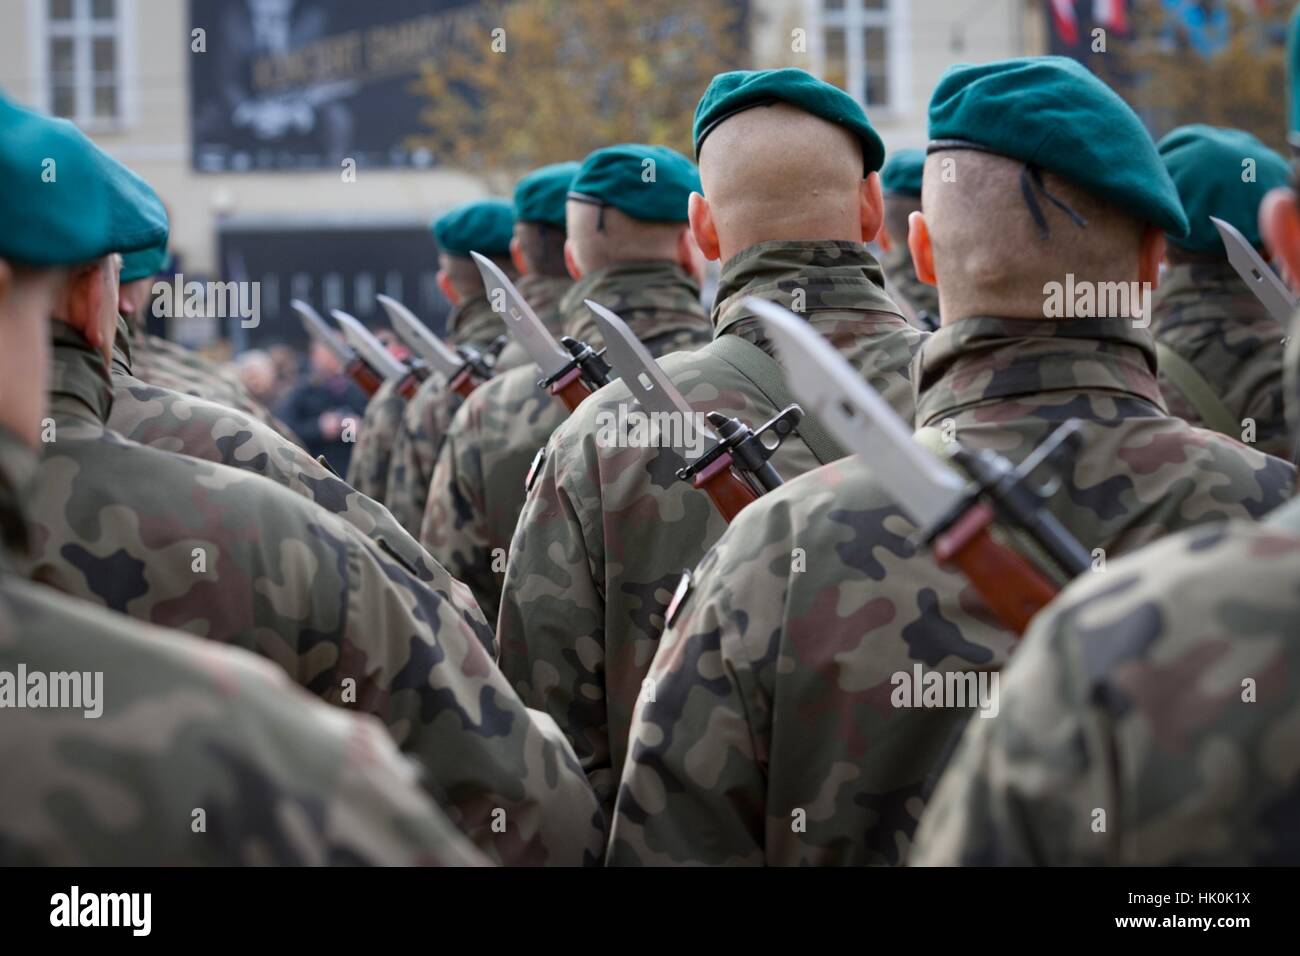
[438,251,514,301]
[564,200,690,276]
[917,150,1151,322]
[694,102,877,263]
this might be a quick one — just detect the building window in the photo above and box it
[43,0,125,126]
[820,0,898,111]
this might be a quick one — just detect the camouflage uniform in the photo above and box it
[422,262,712,624]
[910,505,1300,866]
[498,240,925,812]
[21,323,604,866]
[0,423,485,866]
[386,275,568,536]
[607,315,1294,865]
[105,323,487,627]
[880,243,940,331]
[1152,261,1291,460]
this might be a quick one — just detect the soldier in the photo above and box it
[0,96,484,866]
[11,104,603,866]
[606,57,1296,866]
[1149,125,1293,460]
[497,69,926,814]
[910,23,1300,866]
[878,148,940,330]
[382,200,518,531]
[421,144,712,623]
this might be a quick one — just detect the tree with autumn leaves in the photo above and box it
[407,0,747,190]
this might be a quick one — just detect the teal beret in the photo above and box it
[0,96,167,267]
[432,199,514,257]
[928,57,1189,238]
[514,162,579,228]
[693,68,885,174]
[1157,125,1289,253]
[120,235,169,283]
[568,144,699,223]
[1290,5,1300,139]
[881,148,925,198]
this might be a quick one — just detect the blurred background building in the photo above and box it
[0,0,1290,351]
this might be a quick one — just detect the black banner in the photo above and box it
[188,0,476,173]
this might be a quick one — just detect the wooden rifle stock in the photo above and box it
[689,452,760,522]
[930,501,1060,635]
[547,367,595,413]
[345,358,383,397]
[395,372,422,401]
[448,366,480,400]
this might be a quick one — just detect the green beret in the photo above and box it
[693,68,885,174]
[1157,125,1289,253]
[432,199,514,257]
[928,57,1189,238]
[514,162,579,228]
[120,235,169,283]
[0,96,166,267]
[568,144,699,223]
[881,148,925,198]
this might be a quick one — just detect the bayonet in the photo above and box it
[331,309,423,400]
[589,300,801,522]
[1212,215,1297,326]
[470,252,611,411]
[750,297,1090,635]
[291,298,382,397]
[376,294,486,399]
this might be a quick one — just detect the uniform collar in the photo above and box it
[561,260,705,344]
[1152,261,1271,328]
[0,423,39,562]
[914,315,1165,427]
[710,239,902,340]
[110,314,135,377]
[446,292,503,349]
[49,320,116,425]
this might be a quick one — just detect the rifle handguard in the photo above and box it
[538,336,612,413]
[675,405,804,521]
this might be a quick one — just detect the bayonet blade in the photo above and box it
[330,309,409,382]
[376,294,464,378]
[747,298,967,529]
[291,298,353,364]
[1212,215,1297,325]
[469,251,571,377]
[586,299,713,462]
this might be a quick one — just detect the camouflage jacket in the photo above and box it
[911,499,1300,865]
[385,279,566,537]
[105,328,488,631]
[498,240,925,813]
[421,261,711,624]
[20,323,605,866]
[880,243,939,331]
[345,376,407,505]
[1152,262,1291,460]
[0,424,485,866]
[607,315,1295,866]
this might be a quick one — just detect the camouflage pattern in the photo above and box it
[911,505,1300,865]
[0,423,485,866]
[606,315,1295,865]
[345,376,407,504]
[498,240,925,813]
[105,326,489,630]
[1152,261,1291,460]
[880,242,940,330]
[421,261,711,624]
[20,322,605,866]
[386,276,568,536]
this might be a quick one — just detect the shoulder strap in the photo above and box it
[1154,342,1239,438]
[710,333,846,466]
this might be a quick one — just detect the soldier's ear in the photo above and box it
[859,173,884,244]
[877,221,894,253]
[509,237,530,277]
[0,260,11,307]
[1262,187,1300,294]
[436,269,461,306]
[676,227,703,281]
[1138,226,1164,289]
[688,192,720,262]
[62,262,107,354]
[563,239,583,280]
[908,211,936,287]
